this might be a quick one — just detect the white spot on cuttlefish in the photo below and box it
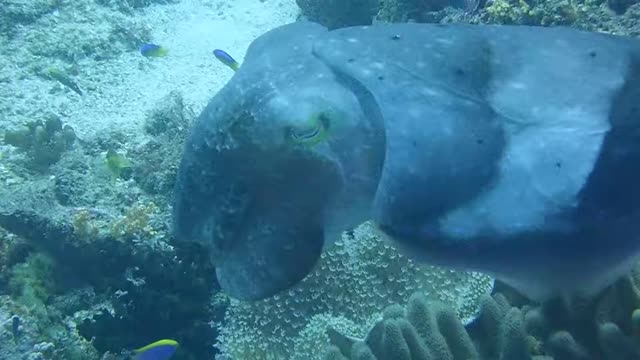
[507,81,527,90]
[360,68,373,77]
[436,38,454,45]
[420,87,441,97]
[408,106,423,118]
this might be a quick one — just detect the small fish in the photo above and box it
[288,112,331,147]
[213,49,240,71]
[46,68,83,96]
[140,43,169,58]
[132,339,178,360]
[11,315,20,341]
[105,149,132,179]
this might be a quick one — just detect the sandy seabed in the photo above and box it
[0,0,299,143]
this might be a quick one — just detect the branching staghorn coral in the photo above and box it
[216,222,494,359]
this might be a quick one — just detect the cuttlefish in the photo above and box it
[173,22,640,301]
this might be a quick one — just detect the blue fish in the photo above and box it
[140,43,168,58]
[133,339,178,360]
[213,49,240,71]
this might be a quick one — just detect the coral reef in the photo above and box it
[293,0,638,48]
[109,202,159,240]
[216,222,494,359]
[576,3,640,36]
[3,115,76,171]
[483,0,534,24]
[0,180,218,359]
[2,0,640,359]
[1,256,102,360]
[479,0,584,26]
[375,0,640,36]
[132,91,194,197]
[325,293,481,360]
[325,262,640,360]
[9,253,57,320]
[377,0,455,22]
[0,89,215,359]
[296,0,379,29]
[0,228,30,290]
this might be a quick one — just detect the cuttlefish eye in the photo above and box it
[287,112,331,145]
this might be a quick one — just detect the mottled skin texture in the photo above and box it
[173,21,640,301]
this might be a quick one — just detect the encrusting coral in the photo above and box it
[215,222,494,359]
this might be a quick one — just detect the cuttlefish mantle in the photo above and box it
[173,21,640,301]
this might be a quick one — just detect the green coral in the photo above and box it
[9,253,56,315]
[7,253,67,349]
[109,202,159,240]
[1,282,102,360]
[485,0,533,24]
[216,222,494,359]
[527,0,584,25]
[0,229,29,290]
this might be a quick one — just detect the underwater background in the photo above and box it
[1,0,640,359]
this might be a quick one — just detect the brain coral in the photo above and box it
[215,222,494,359]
